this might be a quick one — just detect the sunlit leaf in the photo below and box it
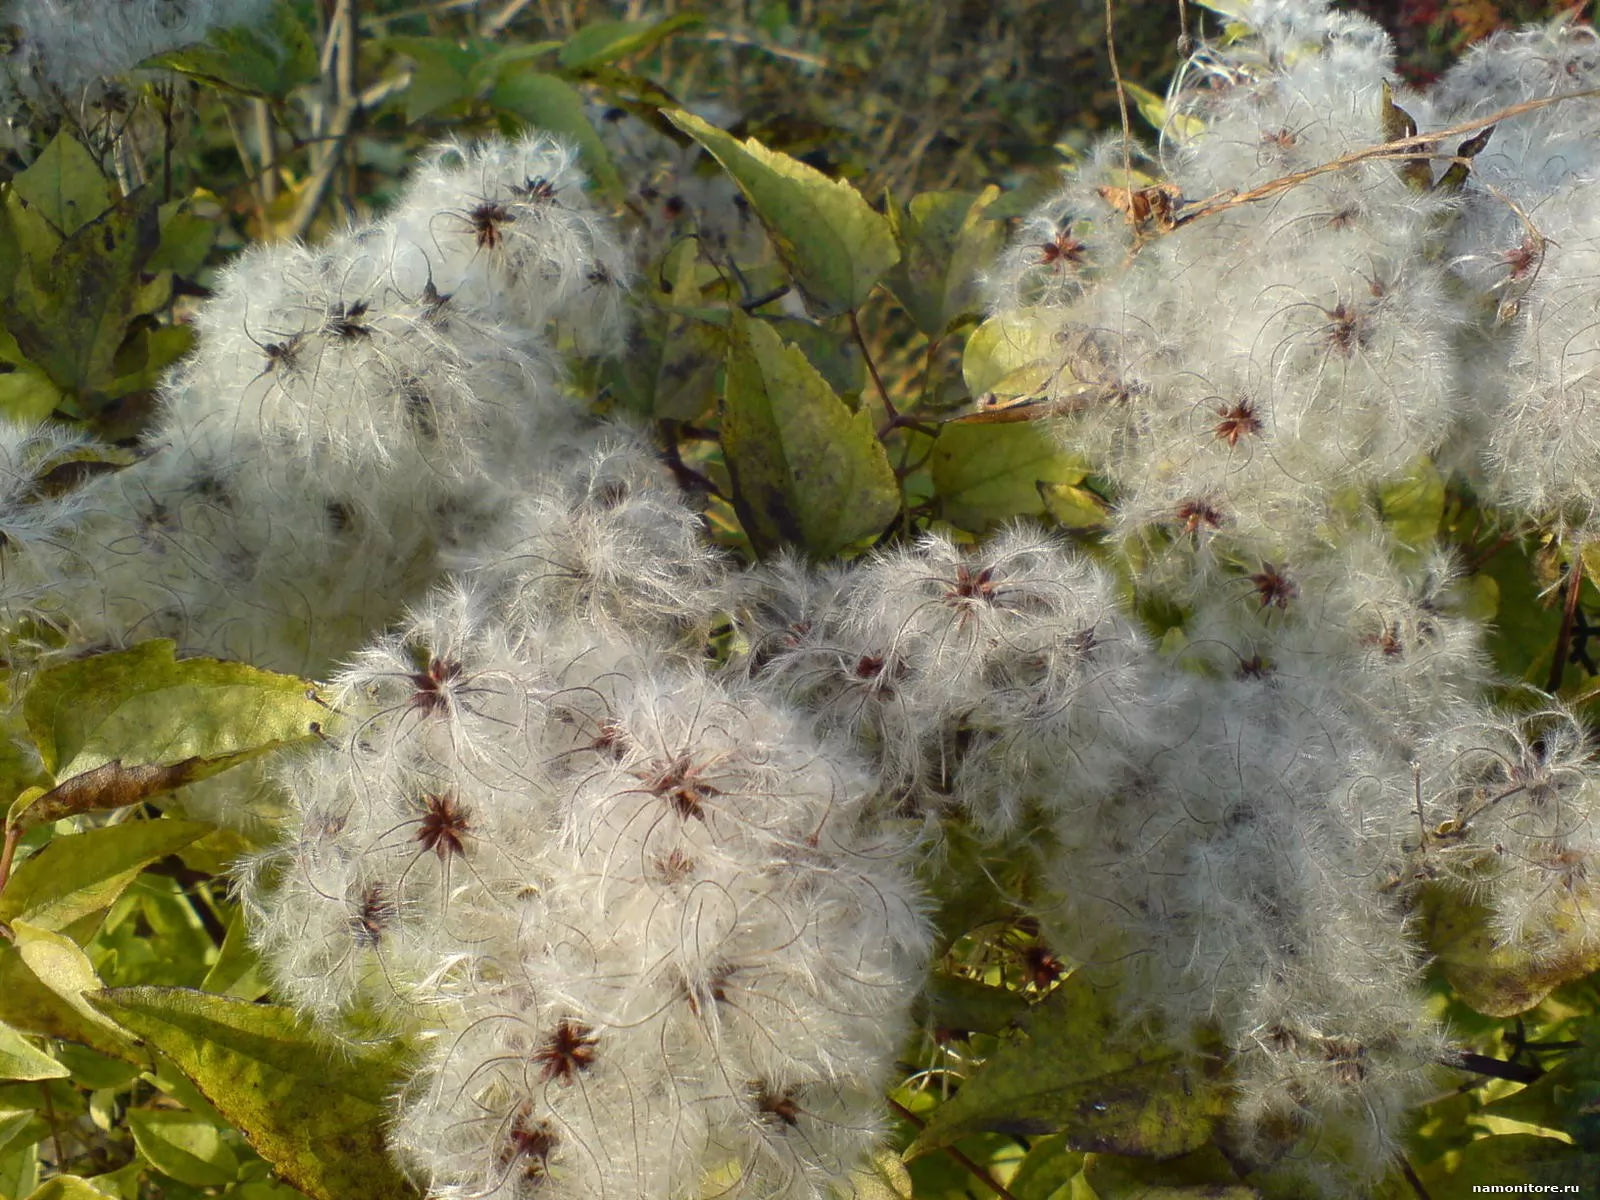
[0,917,142,1061]
[885,187,1005,338]
[10,924,137,1053]
[0,820,210,932]
[664,110,899,316]
[1421,888,1600,1018]
[932,421,1090,532]
[127,1110,239,1188]
[721,311,899,557]
[1414,1133,1599,1196]
[1379,457,1445,549]
[88,988,420,1200]
[962,309,1057,400]
[11,641,325,832]
[10,134,115,236]
[21,1177,120,1200]
[0,1022,67,1081]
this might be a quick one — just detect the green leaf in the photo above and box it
[127,1110,239,1188]
[1481,1018,1600,1148]
[909,974,1229,1159]
[10,923,138,1055]
[1007,1135,1087,1200]
[490,71,624,201]
[885,188,1006,338]
[150,1,318,99]
[0,917,143,1061]
[0,819,210,931]
[10,135,115,236]
[11,641,326,832]
[721,310,899,557]
[0,1022,68,1081]
[917,974,1029,1039]
[0,187,162,416]
[149,202,217,276]
[1378,457,1445,549]
[200,904,270,1001]
[1079,1149,1257,1198]
[384,36,477,122]
[932,422,1090,533]
[87,988,420,1200]
[0,1140,40,1199]
[664,110,899,317]
[962,309,1057,400]
[558,14,701,69]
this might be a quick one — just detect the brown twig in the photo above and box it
[1105,0,1133,179]
[887,1096,1020,1200]
[1398,1152,1433,1200]
[850,310,901,433]
[1173,87,1600,231]
[0,823,21,899]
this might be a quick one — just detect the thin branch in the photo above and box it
[1173,87,1600,231]
[1105,0,1133,179]
[887,1096,1020,1200]
[1398,1152,1433,1200]
[481,0,537,36]
[1548,546,1585,694]
[254,99,278,207]
[39,1080,68,1173]
[1437,1048,1544,1084]
[849,310,899,430]
[0,823,21,900]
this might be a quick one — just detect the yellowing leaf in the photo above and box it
[839,1149,914,1200]
[962,310,1057,400]
[932,422,1089,533]
[11,923,133,1046]
[722,312,899,557]
[22,1177,121,1200]
[10,135,114,236]
[0,916,142,1061]
[909,974,1229,1159]
[885,188,1005,338]
[0,1021,68,1081]
[1379,457,1445,549]
[1421,888,1600,1017]
[664,110,899,316]
[87,988,420,1200]
[0,820,210,931]
[13,642,325,832]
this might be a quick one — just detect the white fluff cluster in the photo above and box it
[969,0,1600,1189]
[6,134,628,678]
[244,439,931,1199]
[1,0,272,106]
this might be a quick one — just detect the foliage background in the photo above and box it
[1,0,1599,1198]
